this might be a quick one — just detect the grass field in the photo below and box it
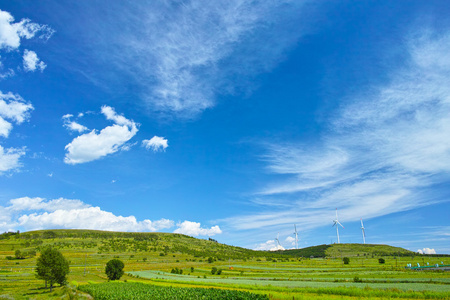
[1,230,449,299]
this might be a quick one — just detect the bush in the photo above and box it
[343,257,350,264]
[379,258,385,264]
[207,257,214,263]
[211,267,217,275]
[353,276,363,283]
[217,269,222,275]
[105,259,124,280]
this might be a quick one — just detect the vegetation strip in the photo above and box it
[79,281,269,299]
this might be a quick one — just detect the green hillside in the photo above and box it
[280,243,414,258]
[0,229,284,261]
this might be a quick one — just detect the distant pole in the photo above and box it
[84,254,87,276]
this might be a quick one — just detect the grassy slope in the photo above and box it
[280,243,414,258]
[1,229,445,300]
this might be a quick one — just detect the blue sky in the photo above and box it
[0,1,449,254]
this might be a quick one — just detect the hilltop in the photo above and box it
[0,229,281,261]
[280,243,415,258]
[1,229,416,260]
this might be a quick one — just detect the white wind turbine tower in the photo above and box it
[293,224,299,249]
[332,208,344,244]
[275,233,282,249]
[360,218,366,244]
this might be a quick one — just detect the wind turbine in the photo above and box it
[360,218,366,244]
[275,233,282,249]
[332,208,344,243]
[293,224,299,249]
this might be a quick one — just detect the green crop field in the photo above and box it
[1,229,449,300]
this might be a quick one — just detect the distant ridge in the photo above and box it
[1,230,428,258]
[279,243,415,258]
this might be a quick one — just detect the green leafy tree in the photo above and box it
[211,267,217,275]
[35,246,69,291]
[105,259,124,280]
[343,257,350,264]
[378,258,385,264]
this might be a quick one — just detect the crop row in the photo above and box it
[79,282,269,300]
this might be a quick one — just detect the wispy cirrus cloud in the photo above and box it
[70,1,315,118]
[226,29,450,233]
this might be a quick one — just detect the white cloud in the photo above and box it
[0,91,33,125]
[0,116,12,137]
[254,239,285,251]
[64,106,138,164]
[62,114,88,133]
[0,9,54,50]
[0,145,25,174]
[285,236,296,246]
[417,248,436,255]
[77,1,313,117]
[226,29,450,234]
[64,121,88,133]
[101,105,134,127]
[0,196,175,232]
[174,221,222,237]
[23,49,46,72]
[0,91,32,174]
[142,136,168,152]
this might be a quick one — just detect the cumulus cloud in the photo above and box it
[417,248,436,255]
[0,145,25,174]
[142,136,168,152]
[62,114,88,133]
[174,221,222,237]
[254,239,285,251]
[226,29,450,234]
[23,49,46,72]
[285,236,296,246]
[0,9,54,50]
[0,196,174,232]
[0,91,33,130]
[64,106,138,164]
[0,92,32,175]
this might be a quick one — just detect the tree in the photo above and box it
[343,257,350,264]
[35,246,69,291]
[378,258,385,264]
[105,259,124,280]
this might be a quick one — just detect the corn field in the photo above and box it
[78,282,269,299]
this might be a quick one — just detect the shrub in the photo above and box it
[343,257,350,264]
[211,267,217,275]
[379,258,385,264]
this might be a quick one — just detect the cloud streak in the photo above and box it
[72,1,314,118]
[226,29,450,234]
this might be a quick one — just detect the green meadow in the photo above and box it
[1,230,449,299]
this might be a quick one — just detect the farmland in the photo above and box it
[0,229,449,299]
